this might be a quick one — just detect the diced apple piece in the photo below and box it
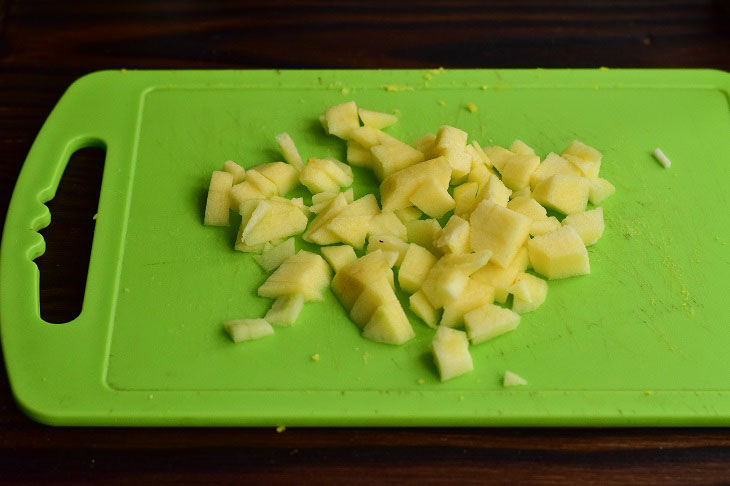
[241,199,308,247]
[507,196,547,222]
[509,272,548,314]
[562,207,605,246]
[325,101,359,139]
[479,174,512,208]
[380,156,451,211]
[509,139,536,156]
[464,304,520,345]
[245,169,279,197]
[303,193,348,243]
[398,243,438,293]
[532,174,590,215]
[562,140,602,178]
[367,235,410,266]
[441,278,495,328]
[409,178,455,219]
[223,160,246,183]
[530,152,581,189]
[500,154,540,191]
[409,290,439,328]
[369,211,407,240]
[470,200,531,267]
[454,181,479,218]
[250,162,300,195]
[349,126,382,148]
[435,125,468,152]
[527,226,590,280]
[471,247,529,304]
[265,294,305,327]
[441,148,472,180]
[204,171,233,226]
[436,215,470,254]
[395,206,422,223]
[347,140,373,168]
[503,370,528,387]
[362,303,415,345]
[300,158,353,194]
[589,177,616,205]
[511,186,531,199]
[350,279,399,328]
[358,108,398,129]
[326,194,380,248]
[421,251,491,308]
[275,133,304,172]
[230,181,266,208]
[484,145,513,172]
[371,139,426,180]
[224,318,274,343]
[530,216,561,237]
[471,141,491,167]
[405,218,442,255]
[258,251,332,301]
[253,238,296,272]
[412,133,437,158]
[331,251,393,310]
[468,160,492,191]
[432,326,473,381]
[321,245,357,273]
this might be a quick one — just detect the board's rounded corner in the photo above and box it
[64,69,126,97]
[8,384,70,426]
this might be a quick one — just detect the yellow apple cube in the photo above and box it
[454,181,479,218]
[509,139,536,155]
[464,304,520,345]
[479,174,512,207]
[484,145,513,172]
[436,215,471,254]
[224,318,274,343]
[532,174,590,215]
[468,160,493,191]
[530,216,561,237]
[348,126,382,148]
[503,370,528,387]
[398,243,438,293]
[441,278,496,328]
[368,211,407,240]
[471,247,529,304]
[421,251,491,308]
[441,148,472,180]
[395,206,422,223]
[530,152,581,189]
[471,141,491,167]
[435,125,468,152]
[589,177,616,205]
[230,181,266,209]
[432,326,473,381]
[346,140,373,168]
[300,158,353,194]
[265,294,305,327]
[380,156,451,211]
[509,272,548,314]
[303,193,348,243]
[332,251,393,310]
[405,218,442,255]
[500,154,540,191]
[409,178,455,218]
[507,196,547,222]
[367,235,410,266]
[258,251,331,301]
[527,225,590,279]
[358,108,398,129]
[222,160,246,183]
[320,245,357,273]
[326,194,380,249]
[275,132,304,172]
[204,171,233,226]
[562,140,602,178]
[252,238,296,272]
[245,169,279,197]
[250,162,299,195]
[362,303,415,345]
[349,279,400,328]
[412,133,437,158]
[371,139,425,180]
[562,207,605,246]
[409,290,439,328]
[240,199,308,247]
[470,200,531,267]
[324,101,359,139]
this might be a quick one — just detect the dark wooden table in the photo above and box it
[1,1,729,483]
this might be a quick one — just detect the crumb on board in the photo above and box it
[311,353,320,362]
[340,87,350,95]
[428,67,445,75]
[644,390,653,396]
[424,73,432,80]
[362,352,370,364]
[599,66,610,71]
[92,213,98,220]
[416,378,425,385]
[123,287,130,293]
[276,425,286,433]
[503,370,528,387]
[383,84,414,92]
[466,102,478,113]
[437,100,445,106]
[459,395,464,401]
[652,148,671,168]
[480,85,488,90]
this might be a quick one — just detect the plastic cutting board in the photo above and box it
[2,69,730,426]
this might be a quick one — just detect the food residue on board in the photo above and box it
[466,102,478,113]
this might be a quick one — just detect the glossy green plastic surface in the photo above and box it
[2,69,730,426]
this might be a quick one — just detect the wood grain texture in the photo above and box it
[1,0,729,483]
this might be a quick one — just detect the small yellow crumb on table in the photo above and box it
[417,378,425,385]
[311,353,320,362]
[276,425,286,433]
[466,102,478,113]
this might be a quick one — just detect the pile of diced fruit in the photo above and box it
[204,101,615,381]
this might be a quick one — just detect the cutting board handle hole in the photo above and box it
[37,145,106,323]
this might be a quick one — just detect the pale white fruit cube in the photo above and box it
[253,238,296,272]
[350,279,399,328]
[503,370,528,387]
[509,139,536,155]
[349,126,383,148]
[321,245,357,273]
[464,304,520,345]
[204,171,233,226]
[471,141,491,167]
[347,140,373,168]
[250,162,300,196]
[432,326,473,381]
[470,200,531,267]
[245,169,279,197]
[435,125,468,151]
[367,235,410,266]
[468,160,493,191]
[484,145,513,172]
[409,178,455,219]
[441,148,472,180]
[275,133,304,172]
[511,186,531,199]
[331,251,393,310]
[561,140,602,178]
[530,216,561,237]
[509,272,548,314]
[471,247,529,304]
[369,211,407,240]
[371,139,425,180]
[420,251,491,309]
[507,196,547,222]
[500,154,541,191]
[324,101,360,139]
[405,218,442,256]
[222,160,246,184]
[409,290,439,328]
[358,108,398,129]
[530,152,581,189]
[527,226,590,280]
[380,156,451,211]
[532,174,590,215]
[454,181,479,218]
[224,318,274,343]
[441,278,495,328]
[362,303,415,345]
[241,199,308,247]
[265,294,305,327]
[436,215,471,254]
[258,251,332,301]
[479,174,512,208]
[562,207,605,246]
[589,177,616,205]
[398,243,437,293]
[394,206,422,223]
[230,181,266,209]
[412,133,437,158]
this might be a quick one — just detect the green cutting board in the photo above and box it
[2,69,730,426]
